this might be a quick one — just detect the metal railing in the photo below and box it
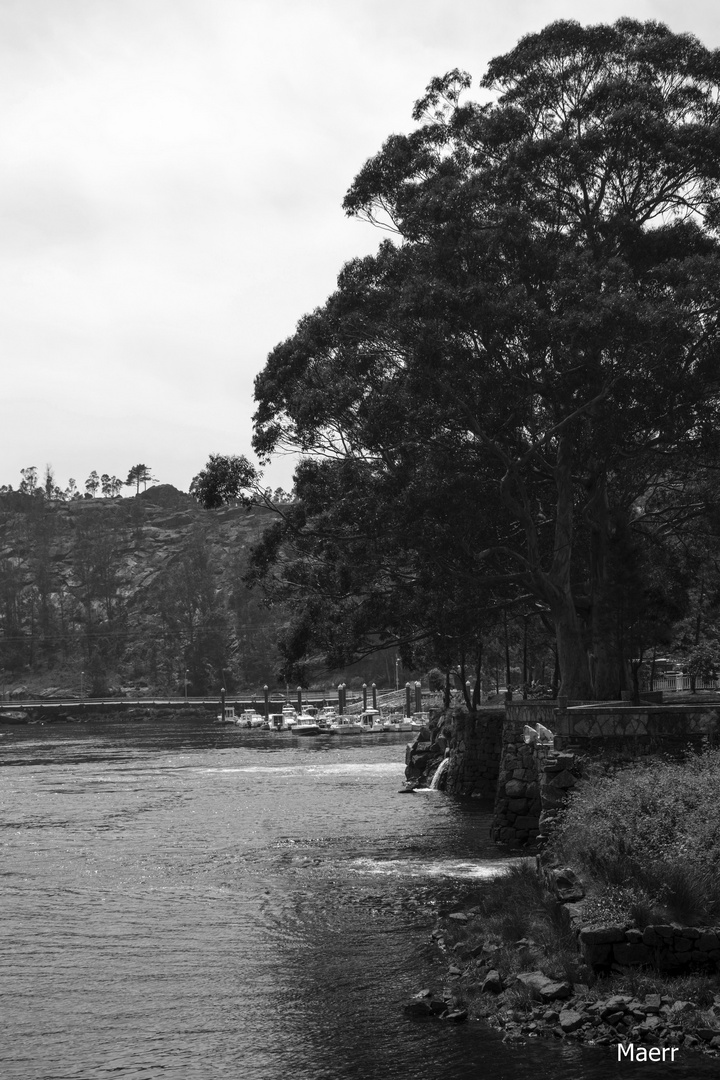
[641,675,719,692]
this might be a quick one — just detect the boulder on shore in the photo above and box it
[515,970,572,1001]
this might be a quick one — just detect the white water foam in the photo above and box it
[348,857,515,880]
[200,762,402,775]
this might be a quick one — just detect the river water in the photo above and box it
[0,716,714,1079]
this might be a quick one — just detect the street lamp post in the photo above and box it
[80,670,84,701]
[185,669,189,704]
[395,657,400,692]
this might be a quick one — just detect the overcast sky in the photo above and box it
[1,0,718,495]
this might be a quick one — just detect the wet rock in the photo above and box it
[550,867,584,903]
[443,1009,468,1023]
[559,1010,584,1033]
[599,996,631,1017]
[448,912,468,923]
[481,969,504,994]
[405,1000,434,1017]
[404,997,448,1018]
[515,971,572,1002]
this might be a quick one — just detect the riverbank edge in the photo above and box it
[417,876,720,1060]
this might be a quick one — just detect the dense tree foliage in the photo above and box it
[189,454,258,509]
[252,19,720,699]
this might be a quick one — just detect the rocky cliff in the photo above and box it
[0,486,285,696]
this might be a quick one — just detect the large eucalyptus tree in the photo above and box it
[254,19,720,698]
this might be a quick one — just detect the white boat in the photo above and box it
[384,716,413,732]
[293,712,321,736]
[237,709,265,728]
[280,705,298,731]
[217,704,237,723]
[316,706,337,730]
[329,715,364,735]
[359,709,385,732]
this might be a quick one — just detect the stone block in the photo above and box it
[508,798,528,814]
[505,779,526,797]
[580,941,612,967]
[514,815,538,830]
[698,932,720,951]
[613,942,652,965]
[551,867,585,903]
[673,937,692,953]
[579,926,624,945]
[540,788,567,809]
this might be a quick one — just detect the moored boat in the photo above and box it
[329,716,364,735]
[237,709,265,728]
[316,706,337,730]
[280,704,298,731]
[359,709,385,732]
[293,712,321,735]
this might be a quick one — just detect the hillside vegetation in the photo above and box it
[0,485,284,696]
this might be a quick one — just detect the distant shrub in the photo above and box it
[427,668,445,692]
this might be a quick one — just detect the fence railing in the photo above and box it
[343,689,444,714]
[641,675,719,692]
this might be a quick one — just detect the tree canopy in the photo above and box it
[189,454,258,510]
[252,19,720,699]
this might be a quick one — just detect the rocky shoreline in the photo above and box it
[402,905,720,1059]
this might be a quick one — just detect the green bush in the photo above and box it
[552,750,720,923]
[427,668,445,692]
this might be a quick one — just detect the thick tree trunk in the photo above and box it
[546,435,593,700]
[553,598,594,700]
[586,465,627,699]
[501,432,593,699]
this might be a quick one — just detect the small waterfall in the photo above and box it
[429,756,450,790]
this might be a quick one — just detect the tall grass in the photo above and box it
[553,750,720,924]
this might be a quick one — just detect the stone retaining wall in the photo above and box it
[404,708,503,795]
[443,709,504,796]
[573,919,720,972]
[555,701,719,752]
[490,701,576,847]
[491,700,720,845]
